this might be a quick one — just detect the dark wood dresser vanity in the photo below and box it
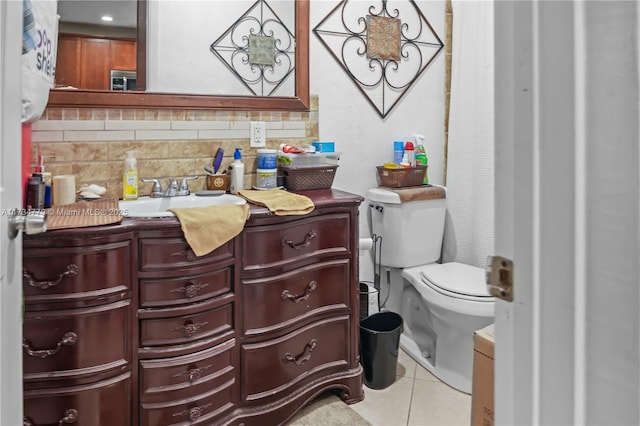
[22,189,364,425]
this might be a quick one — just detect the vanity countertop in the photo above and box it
[24,188,364,240]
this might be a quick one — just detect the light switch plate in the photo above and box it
[250,121,266,148]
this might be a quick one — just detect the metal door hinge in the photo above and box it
[486,255,513,302]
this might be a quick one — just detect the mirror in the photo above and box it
[49,0,310,111]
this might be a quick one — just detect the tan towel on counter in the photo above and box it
[384,185,446,202]
[238,189,315,216]
[168,203,250,257]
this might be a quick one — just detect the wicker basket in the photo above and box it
[281,165,338,190]
[376,165,428,188]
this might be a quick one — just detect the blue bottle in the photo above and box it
[393,141,404,165]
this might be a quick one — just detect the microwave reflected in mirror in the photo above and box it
[110,70,136,91]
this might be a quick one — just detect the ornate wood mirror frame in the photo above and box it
[48,0,309,111]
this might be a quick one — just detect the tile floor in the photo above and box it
[345,348,471,426]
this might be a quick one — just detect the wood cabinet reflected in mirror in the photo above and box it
[49,0,309,111]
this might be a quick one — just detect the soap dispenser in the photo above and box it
[122,151,139,200]
[229,148,244,194]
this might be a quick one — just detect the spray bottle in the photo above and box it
[413,134,429,184]
[229,148,244,194]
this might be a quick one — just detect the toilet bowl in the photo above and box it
[401,262,494,393]
[366,186,495,394]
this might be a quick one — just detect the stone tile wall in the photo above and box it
[31,95,319,198]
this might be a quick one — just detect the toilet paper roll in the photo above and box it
[359,237,373,251]
[52,175,76,205]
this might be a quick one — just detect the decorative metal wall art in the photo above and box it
[210,0,295,97]
[314,0,444,118]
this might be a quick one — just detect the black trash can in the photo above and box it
[359,311,403,390]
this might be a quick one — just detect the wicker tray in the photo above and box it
[376,165,428,188]
[281,164,338,190]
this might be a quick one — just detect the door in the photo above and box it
[494,1,640,424]
[0,1,25,425]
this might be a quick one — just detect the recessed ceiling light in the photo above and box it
[101,15,113,22]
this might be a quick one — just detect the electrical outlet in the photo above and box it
[250,121,266,148]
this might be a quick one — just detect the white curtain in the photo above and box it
[441,0,495,268]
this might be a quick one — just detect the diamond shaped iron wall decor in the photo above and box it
[314,0,444,118]
[210,0,295,97]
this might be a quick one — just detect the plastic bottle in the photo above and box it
[34,157,53,207]
[122,151,138,200]
[393,141,404,165]
[404,141,415,167]
[42,172,52,207]
[414,134,429,184]
[26,174,45,209]
[229,148,244,194]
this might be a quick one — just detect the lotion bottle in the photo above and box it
[403,141,415,167]
[229,148,244,194]
[122,151,139,200]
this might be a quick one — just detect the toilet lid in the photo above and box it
[420,262,493,300]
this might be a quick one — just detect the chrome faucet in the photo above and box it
[141,176,199,197]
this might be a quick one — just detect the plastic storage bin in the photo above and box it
[360,311,404,389]
[278,151,340,167]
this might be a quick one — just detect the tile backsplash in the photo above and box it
[31,95,319,198]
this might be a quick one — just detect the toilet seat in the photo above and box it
[420,262,494,302]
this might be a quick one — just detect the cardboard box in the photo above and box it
[471,323,495,426]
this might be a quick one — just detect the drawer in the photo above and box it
[23,300,131,381]
[140,340,235,402]
[242,213,351,272]
[23,372,131,426]
[140,378,235,426]
[241,316,350,402]
[139,236,233,273]
[23,241,132,307]
[140,267,232,308]
[242,259,350,336]
[140,303,233,347]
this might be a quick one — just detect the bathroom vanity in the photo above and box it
[22,189,364,425]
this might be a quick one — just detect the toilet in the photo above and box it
[366,185,494,394]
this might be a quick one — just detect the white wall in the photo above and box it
[310,0,446,281]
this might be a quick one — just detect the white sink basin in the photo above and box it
[119,194,246,218]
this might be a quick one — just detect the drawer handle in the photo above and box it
[282,281,318,303]
[23,264,79,290]
[282,230,317,250]
[172,321,209,337]
[282,339,318,365]
[23,408,78,426]
[173,364,213,382]
[172,404,212,421]
[170,282,210,299]
[22,332,78,359]
[58,409,78,425]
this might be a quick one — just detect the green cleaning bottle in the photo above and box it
[414,134,429,184]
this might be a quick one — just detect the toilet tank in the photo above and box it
[367,186,447,268]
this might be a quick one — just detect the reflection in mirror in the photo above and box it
[149,0,295,97]
[49,0,309,111]
[56,0,138,91]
